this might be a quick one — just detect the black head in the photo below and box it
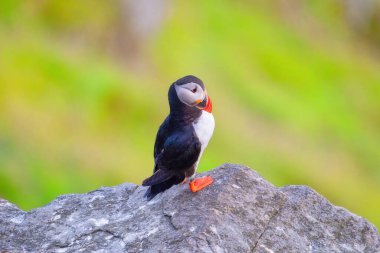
[175,75,205,90]
[168,75,209,122]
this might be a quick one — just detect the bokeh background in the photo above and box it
[1,0,379,228]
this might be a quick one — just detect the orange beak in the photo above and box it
[203,95,212,113]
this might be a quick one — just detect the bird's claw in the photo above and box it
[189,176,214,192]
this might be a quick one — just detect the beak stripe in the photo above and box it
[202,95,212,113]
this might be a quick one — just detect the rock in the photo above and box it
[0,164,379,253]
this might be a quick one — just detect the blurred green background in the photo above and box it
[0,0,379,228]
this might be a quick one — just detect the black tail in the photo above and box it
[142,169,173,186]
[144,176,184,201]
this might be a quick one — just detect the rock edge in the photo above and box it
[1,164,379,252]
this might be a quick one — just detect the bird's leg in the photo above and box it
[189,174,214,193]
[180,177,188,184]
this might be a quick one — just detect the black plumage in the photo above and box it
[142,75,208,200]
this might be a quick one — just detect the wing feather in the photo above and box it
[156,127,201,172]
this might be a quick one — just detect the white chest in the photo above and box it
[193,111,215,155]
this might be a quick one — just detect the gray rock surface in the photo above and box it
[0,164,379,253]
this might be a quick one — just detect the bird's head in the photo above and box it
[169,75,212,113]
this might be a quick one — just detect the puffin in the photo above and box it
[142,75,215,200]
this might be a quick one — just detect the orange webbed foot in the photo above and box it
[189,176,214,193]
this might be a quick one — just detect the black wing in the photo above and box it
[153,116,170,170]
[155,128,201,172]
[143,125,201,200]
[144,127,201,185]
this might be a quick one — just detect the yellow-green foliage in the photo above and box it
[0,1,379,228]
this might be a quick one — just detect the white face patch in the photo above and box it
[192,111,215,175]
[174,83,205,106]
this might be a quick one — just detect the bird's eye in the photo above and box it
[192,88,197,93]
